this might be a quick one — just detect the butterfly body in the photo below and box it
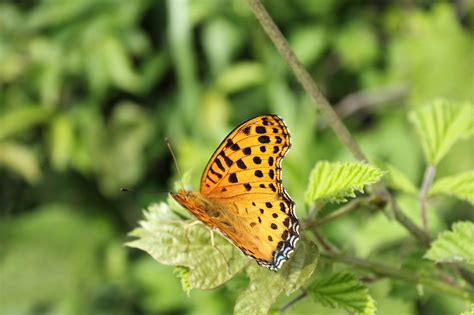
[171,115,299,271]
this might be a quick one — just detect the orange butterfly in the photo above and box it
[171,115,299,271]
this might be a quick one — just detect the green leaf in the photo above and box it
[0,142,41,184]
[425,221,474,265]
[215,62,265,93]
[384,163,418,195]
[289,25,327,66]
[305,161,384,204]
[360,295,377,315]
[308,272,369,313]
[333,21,378,70]
[49,114,75,171]
[127,203,248,290]
[234,239,319,315]
[409,100,473,165]
[0,105,50,140]
[429,170,474,204]
[174,266,192,296]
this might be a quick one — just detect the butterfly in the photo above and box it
[171,115,299,271]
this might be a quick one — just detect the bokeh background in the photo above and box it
[1,0,473,314]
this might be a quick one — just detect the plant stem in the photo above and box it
[246,0,431,246]
[419,165,436,233]
[321,252,474,300]
[304,198,366,229]
[390,195,431,246]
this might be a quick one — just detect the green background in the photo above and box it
[1,0,473,314]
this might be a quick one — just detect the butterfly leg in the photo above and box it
[210,229,231,273]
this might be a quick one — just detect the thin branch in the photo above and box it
[419,165,436,233]
[321,252,474,300]
[280,289,308,313]
[312,228,340,255]
[390,195,431,245]
[304,198,366,229]
[246,0,430,246]
[334,84,409,118]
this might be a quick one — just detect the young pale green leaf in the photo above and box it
[384,163,418,195]
[425,221,474,265]
[359,295,377,315]
[429,170,474,204]
[305,161,384,204]
[409,100,473,166]
[308,272,369,313]
[127,203,248,290]
[234,239,319,315]
[174,266,192,296]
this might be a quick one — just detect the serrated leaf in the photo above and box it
[174,266,192,296]
[305,161,384,204]
[309,272,369,313]
[429,170,474,204]
[234,239,319,315]
[384,163,418,195]
[359,295,376,315]
[425,221,474,265]
[127,203,248,290]
[409,100,473,165]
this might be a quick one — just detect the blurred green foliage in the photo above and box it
[1,0,473,314]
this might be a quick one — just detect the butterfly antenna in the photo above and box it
[165,137,185,191]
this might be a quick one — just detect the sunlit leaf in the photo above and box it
[425,221,474,265]
[49,114,74,171]
[127,203,248,290]
[305,161,384,204]
[409,99,472,165]
[102,36,142,93]
[290,25,327,66]
[333,21,378,70]
[429,170,474,204]
[234,239,319,315]
[360,295,377,315]
[0,105,50,140]
[0,142,41,184]
[202,18,242,75]
[216,62,265,93]
[309,272,369,313]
